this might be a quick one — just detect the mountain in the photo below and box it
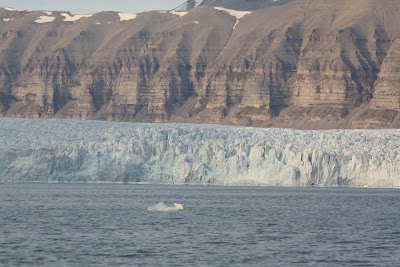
[199,0,293,10]
[0,0,399,129]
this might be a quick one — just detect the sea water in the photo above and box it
[0,184,399,266]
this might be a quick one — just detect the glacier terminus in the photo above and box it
[0,118,399,187]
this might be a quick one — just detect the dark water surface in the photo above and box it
[0,184,399,266]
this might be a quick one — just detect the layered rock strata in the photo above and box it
[0,0,400,128]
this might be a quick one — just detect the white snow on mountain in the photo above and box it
[213,7,251,28]
[1,5,254,26]
[170,11,189,17]
[214,7,252,19]
[118,12,137,21]
[2,6,31,12]
[3,7,18,11]
[35,15,55,23]
[0,118,399,187]
[158,10,188,17]
[61,12,92,22]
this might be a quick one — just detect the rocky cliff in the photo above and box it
[0,0,400,129]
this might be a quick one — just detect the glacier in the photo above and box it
[0,118,399,187]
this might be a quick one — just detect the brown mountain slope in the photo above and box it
[0,0,399,129]
[199,0,294,10]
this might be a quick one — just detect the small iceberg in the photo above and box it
[147,202,184,212]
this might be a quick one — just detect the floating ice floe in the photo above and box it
[147,202,185,212]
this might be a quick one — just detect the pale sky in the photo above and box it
[0,0,189,14]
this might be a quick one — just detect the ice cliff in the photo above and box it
[0,118,399,187]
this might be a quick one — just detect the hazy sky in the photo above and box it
[0,0,188,14]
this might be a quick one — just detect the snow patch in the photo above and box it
[170,11,188,17]
[194,21,199,24]
[2,7,30,12]
[158,10,189,17]
[35,16,56,24]
[158,11,188,17]
[214,7,252,20]
[3,18,13,22]
[3,7,17,11]
[214,7,251,29]
[118,12,137,21]
[44,11,52,15]
[61,13,92,22]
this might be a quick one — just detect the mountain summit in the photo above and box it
[199,0,292,10]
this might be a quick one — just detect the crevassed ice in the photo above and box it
[0,118,399,187]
